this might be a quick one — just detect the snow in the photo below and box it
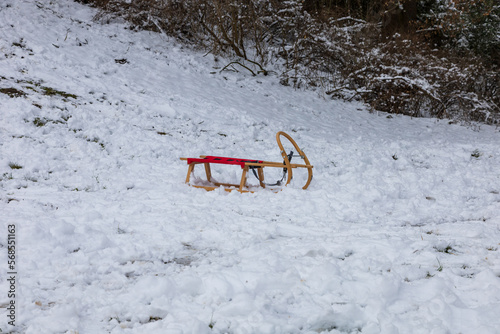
[1,0,500,333]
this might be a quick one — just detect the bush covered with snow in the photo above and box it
[86,0,500,124]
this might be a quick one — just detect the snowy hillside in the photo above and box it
[1,0,500,333]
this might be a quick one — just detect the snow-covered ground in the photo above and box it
[1,1,499,333]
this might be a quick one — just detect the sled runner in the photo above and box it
[180,131,313,193]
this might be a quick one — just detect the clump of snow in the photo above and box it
[0,1,499,333]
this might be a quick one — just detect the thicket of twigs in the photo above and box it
[81,0,500,124]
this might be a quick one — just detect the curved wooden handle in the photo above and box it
[276,131,313,189]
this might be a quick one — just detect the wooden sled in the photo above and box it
[180,131,313,193]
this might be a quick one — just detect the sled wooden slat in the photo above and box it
[180,131,313,193]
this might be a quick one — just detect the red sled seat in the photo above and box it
[186,156,264,169]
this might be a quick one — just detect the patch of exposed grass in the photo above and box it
[71,186,91,192]
[157,131,171,136]
[471,149,482,158]
[434,244,456,254]
[86,137,105,149]
[40,86,77,99]
[33,117,48,127]
[437,259,443,272]
[11,38,33,53]
[32,116,69,127]
[11,79,78,100]
[0,87,26,98]
[8,163,23,170]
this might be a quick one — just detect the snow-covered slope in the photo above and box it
[1,1,499,333]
